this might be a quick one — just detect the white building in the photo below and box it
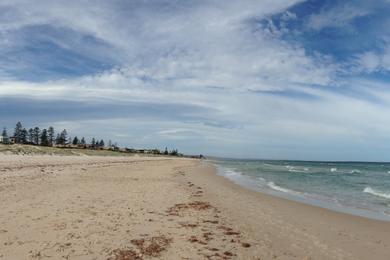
[0,135,10,144]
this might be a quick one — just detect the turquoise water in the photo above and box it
[213,159,390,221]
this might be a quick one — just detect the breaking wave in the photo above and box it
[285,165,310,173]
[350,169,361,174]
[267,181,300,195]
[363,187,390,199]
[224,169,242,177]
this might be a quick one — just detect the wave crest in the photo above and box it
[267,181,300,195]
[363,187,390,199]
[350,169,361,174]
[224,169,241,177]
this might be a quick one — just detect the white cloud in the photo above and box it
[307,4,370,30]
[0,0,336,89]
[1,1,390,160]
[28,79,390,160]
[355,51,382,73]
[381,47,390,70]
[351,47,390,73]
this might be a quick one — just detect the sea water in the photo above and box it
[213,159,390,221]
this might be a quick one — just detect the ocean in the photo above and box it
[212,158,390,221]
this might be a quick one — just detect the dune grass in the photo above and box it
[0,144,131,156]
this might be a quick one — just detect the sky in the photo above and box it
[0,0,390,161]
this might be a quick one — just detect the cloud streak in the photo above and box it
[1,0,390,160]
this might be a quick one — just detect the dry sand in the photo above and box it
[0,155,389,259]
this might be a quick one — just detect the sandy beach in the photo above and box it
[0,155,389,259]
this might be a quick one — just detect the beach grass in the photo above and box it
[0,144,130,156]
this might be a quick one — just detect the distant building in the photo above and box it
[0,135,10,144]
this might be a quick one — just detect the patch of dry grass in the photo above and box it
[0,144,129,157]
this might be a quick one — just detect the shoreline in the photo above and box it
[207,161,390,223]
[211,161,390,222]
[1,155,389,259]
[189,161,390,259]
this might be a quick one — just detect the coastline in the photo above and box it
[211,161,390,222]
[194,161,390,259]
[0,155,389,259]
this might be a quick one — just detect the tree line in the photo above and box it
[1,122,112,149]
[1,122,188,157]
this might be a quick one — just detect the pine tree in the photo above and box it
[171,149,179,156]
[59,129,67,145]
[164,147,168,155]
[99,139,105,147]
[14,122,23,143]
[55,133,61,145]
[40,129,49,146]
[1,127,9,144]
[91,138,96,148]
[80,137,86,145]
[20,128,28,144]
[72,136,79,145]
[48,126,55,146]
[2,127,7,137]
[28,128,34,143]
[33,127,40,145]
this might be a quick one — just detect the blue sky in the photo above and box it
[1,0,390,161]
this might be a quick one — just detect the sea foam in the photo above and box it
[224,169,241,177]
[285,165,309,173]
[363,187,390,199]
[267,181,299,195]
[350,169,361,174]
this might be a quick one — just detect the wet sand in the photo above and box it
[0,155,389,259]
